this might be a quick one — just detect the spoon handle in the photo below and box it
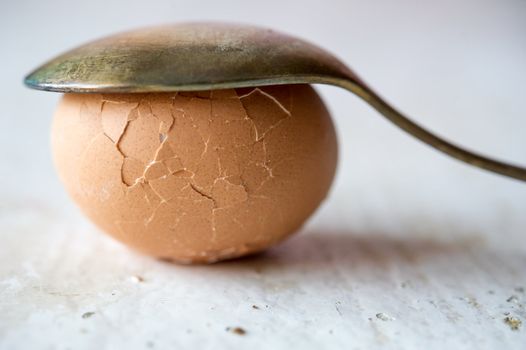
[330,77,526,182]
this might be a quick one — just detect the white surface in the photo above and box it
[1,1,526,349]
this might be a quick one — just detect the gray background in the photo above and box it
[1,1,526,349]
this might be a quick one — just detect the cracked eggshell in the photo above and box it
[51,85,337,263]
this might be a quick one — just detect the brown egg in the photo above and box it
[51,84,337,263]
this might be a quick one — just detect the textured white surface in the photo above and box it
[1,0,526,349]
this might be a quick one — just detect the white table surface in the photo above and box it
[1,1,525,349]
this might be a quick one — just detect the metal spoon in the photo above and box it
[24,23,526,182]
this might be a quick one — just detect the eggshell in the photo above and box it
[51,85,338,263]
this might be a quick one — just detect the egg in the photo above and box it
[51,84,337,263]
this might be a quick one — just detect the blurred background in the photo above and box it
[1,1,525,349]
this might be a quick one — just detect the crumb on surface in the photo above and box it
[252,305,259,310]
[130,275,144,283]
[226,327,246,335]
[507,295,519,303]
[82,312,95,319]
[503,316,522,331]
[466,296,481,309]
[376,313,394,321]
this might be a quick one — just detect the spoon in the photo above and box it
[24,22,526,182]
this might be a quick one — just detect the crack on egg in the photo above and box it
[238,87,291,116]
[81,90,283,219]
[101,100,139,144]
[188,183,217,207]
[238,87,292,142]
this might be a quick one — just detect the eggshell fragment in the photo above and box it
[51,85,338,263]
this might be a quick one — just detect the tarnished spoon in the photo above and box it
[24,23,526,182]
